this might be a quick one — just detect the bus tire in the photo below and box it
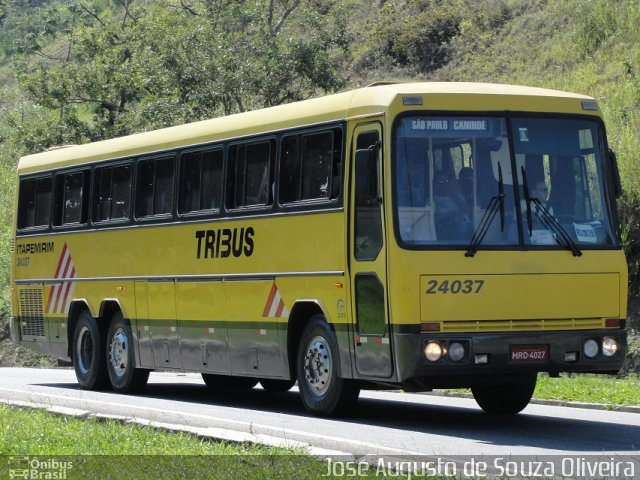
[296,314,359,416]
[202,374,258,391]
[106,311,149,393]
[471,373,537,414]
[72,310,109,390]
[260,379,295,393]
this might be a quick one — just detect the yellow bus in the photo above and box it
[10,82,627,416]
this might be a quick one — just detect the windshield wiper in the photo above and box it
[520,167,582,257]
[521,167,533,235]
[530,199,582,256]
[465,164,505,257]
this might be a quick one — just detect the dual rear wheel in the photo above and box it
[73,310,149,392]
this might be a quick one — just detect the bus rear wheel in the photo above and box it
[296,315,359,416]
[471,373,537,414]
[72,310,109,390]
[106,311,149,393]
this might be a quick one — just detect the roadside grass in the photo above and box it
[0,404,452,479]
[534,373,640,407]
[439,374,640,407]
[0,404,330,479]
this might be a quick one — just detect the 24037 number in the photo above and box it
[425,279,485,295]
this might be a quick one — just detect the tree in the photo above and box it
[16,0,349,142]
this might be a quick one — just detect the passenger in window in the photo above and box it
[520,180,557,244]
[522,180,554,215]
[532,181,549,204]
[433,173,473,241]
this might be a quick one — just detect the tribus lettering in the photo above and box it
[195,227,255,259]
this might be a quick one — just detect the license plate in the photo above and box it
[509,345,549,363]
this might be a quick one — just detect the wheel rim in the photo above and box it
[303,335,333,397]
[108,327,128,379]
[76,326,93,375]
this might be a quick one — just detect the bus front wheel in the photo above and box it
[296,315,359,416]
[106,311,149,393]
[471,374,537,414]
[72,310,109,390]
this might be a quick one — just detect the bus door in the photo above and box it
[349,123,392,378]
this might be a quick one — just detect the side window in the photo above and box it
[54,171,89,226]
[136,156,175,218]
[354,130,382,261]
[280,136,302,203]
[179,148,223,214]
[280,128,342,204]
[17,176,52,229]
[227,140,274,209]
[94,164,132,222]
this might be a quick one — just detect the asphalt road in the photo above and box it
[1,367,638,458]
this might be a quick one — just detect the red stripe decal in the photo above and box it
[262,283,277,317]
[58,267,75,313]
[47,243,68,312]
[53,243,68,279]
[61,254,73,279]
[275,299,285,317]
[54,257,73,313]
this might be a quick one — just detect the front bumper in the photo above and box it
[394,328,626,389]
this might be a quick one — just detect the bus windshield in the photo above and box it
[394,115,618,249]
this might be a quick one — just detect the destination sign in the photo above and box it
[400,116,505,138]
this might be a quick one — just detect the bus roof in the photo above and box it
[17,82,596,174]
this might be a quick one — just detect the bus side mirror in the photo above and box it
[608,149,622,198]
[356,147,379,202]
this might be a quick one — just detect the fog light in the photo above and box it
[425,341,443,362]
[602,337,618,357]
[449,342,465,362]
[583,339,599,358]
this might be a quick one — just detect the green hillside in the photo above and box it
[0,0,638,369]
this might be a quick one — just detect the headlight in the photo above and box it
[602,337,618,357]
[448,342,465,362]
[425,341,443,362]
[583,339,599,358]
